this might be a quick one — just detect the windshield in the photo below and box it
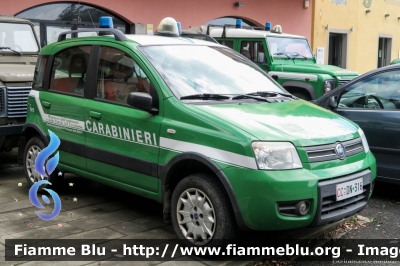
[140,45,285,98]
[267,37,313,58]
[0,23,39,53]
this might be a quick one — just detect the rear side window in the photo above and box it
[49,46,92,96]
[33,55,49,91]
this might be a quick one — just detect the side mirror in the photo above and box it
[127,92,158,114]
[327,96,338,108]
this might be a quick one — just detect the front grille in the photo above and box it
[312,169,372,226]
[6,86,30,118]
[337,79,352,87]
[305,138,364,163]
[0,88,4,117]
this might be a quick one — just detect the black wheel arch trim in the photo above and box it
[281,81,317,100]
[18,123,49,165]
[21,123,49,142]
[158,152,255,231]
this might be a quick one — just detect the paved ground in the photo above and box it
[289,183,400,266]
[341,180,400,240]
[0,149,173,266]
[0,149,397,266]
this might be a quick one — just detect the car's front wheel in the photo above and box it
[23,136,63,191]
[171,173,239,246]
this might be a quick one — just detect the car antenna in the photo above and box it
[87,9,96,28]
[77,0,82,22]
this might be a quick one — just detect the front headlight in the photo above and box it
[358,128,370,153]
[323,79,335,93]
[252,142,303,170]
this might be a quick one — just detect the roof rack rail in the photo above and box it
[181,33,219,44]
[243,26,265,30]
[206,24,265,38]
[206,24,222,35]
[57,28,127,42]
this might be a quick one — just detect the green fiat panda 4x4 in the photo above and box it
[20,17,376,246]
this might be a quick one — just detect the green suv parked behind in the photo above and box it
[183,21,359,101]
[21,17,376,246]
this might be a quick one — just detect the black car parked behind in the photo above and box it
[315,64,400,184]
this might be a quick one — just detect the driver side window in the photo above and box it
[97,46,151,104]
[339,70,400,110]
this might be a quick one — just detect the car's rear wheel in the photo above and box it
[23,136,63,191]
[171,173,239,246]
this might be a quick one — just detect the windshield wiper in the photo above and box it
[0,47,22,55]
[273,52,291,59]
[231,94,274,102]
[244,91,297,99]
[180,93,230,100]
[292,52,307,60]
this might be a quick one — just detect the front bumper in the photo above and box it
[222,151,376,231]
[311,169,372,226]
[0,124,23,136]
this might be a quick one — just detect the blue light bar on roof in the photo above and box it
[176,22,182,35]
[265,22,271,31]
[99,16,114,28]
[236,19,242,28]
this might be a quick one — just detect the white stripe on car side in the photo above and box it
[30,90,49,121]
[268,72,318,81]
[29,90,85,130]
[160,137,258,170]
[29,91,258,170]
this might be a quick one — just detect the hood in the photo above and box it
[276,64,359,77]
[391,59,400,65]
[0,64,35,82]
[193,100,359,147]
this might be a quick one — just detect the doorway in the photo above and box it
[378,37,392,68]
[328,33,347,68]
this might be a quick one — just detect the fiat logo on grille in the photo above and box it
[335,143,346,159]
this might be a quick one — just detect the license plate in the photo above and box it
[336,178,363,201]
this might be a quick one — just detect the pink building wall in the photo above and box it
[2,0,312,39]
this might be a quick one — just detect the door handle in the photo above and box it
[41,101,51,109]
[89,111,101,120]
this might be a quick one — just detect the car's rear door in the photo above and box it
[36,44,95,171]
